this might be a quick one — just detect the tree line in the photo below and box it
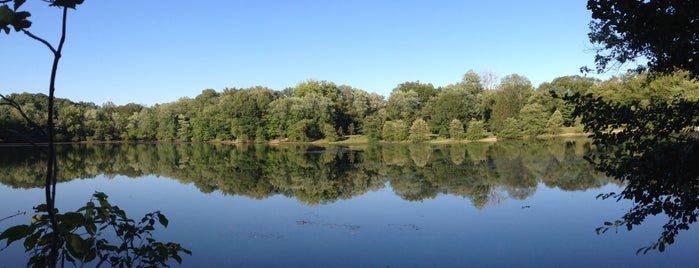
[1,70,697,143]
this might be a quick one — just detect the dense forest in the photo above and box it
[2,70,698,143]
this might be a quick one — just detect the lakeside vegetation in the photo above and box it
[2,70,697,144]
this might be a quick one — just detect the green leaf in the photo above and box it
[34,204,48,212]
[23,231,41,251]
[50,0,84,9]
[9,10,30,31]
[84,201,95,219]
[61,212,85,228]
[157,213,169,227]
[98,197,112,209]
[0,224,32,246]
[635,247,644,255]
[0,5,12,23]
[172,254,182,263]
[65,234,89,259]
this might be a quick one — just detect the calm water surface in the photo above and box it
[0,139,697,267]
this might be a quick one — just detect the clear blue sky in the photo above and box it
[1,1,610,106]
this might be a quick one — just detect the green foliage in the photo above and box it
[490,74,533,133]
[362,114,383,142]
[322,123,338,142]
[497,117,523,139]
[1,72,622,144]
[563,70,699,253]
[288,119,312,142]
[0,1,31,35]
[586,0,699,76]
[519,103,549,136]
[385,89,420,123]
[408,118,430,142]
[422,87,480,136]
[546,110,564,134]
[447,119,464,139]
[464,119,487,140]
[0,192,190,267]
[381,120,408,142]
[538,75,597,126]
[392,81,436,107]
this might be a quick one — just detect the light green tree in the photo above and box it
[519,103,549,136]
[382,120,408,141]
[386,89,420,123]
[497,117,523,139]
[546,110,564,134]
[465,119,487,140]
[448,119,465,139]
[409,118,431,142]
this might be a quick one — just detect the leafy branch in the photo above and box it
[0,192,191,267]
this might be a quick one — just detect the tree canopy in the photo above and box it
[586,0,699,75]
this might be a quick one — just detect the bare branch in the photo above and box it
[21,29,57,54]
[0,93,46,136]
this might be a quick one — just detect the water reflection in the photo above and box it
[592,137,699,253]
[0,139,615,207]
[3,139,699,266]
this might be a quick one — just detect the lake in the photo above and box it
[1,139,697,267]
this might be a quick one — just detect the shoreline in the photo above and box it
[0,132,591,146]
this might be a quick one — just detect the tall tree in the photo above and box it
[422,71,483,136]
[490,74,533,133]
[385,89,420,123]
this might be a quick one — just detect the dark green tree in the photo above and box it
[490,74,533,133]
[422,83,480,136]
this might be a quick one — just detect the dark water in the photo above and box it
[0,139,697,267]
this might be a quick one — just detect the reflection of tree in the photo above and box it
[408,144,432,167]
[1,139,609,207]
[595,139,699,253]
[487,142,538,200]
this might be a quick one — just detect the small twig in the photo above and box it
[0,210,26,222]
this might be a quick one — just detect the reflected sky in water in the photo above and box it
[1,141,698,267]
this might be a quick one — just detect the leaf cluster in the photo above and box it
[587,0,699,76]
[0,192,191,267]
[563,71,699,254]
